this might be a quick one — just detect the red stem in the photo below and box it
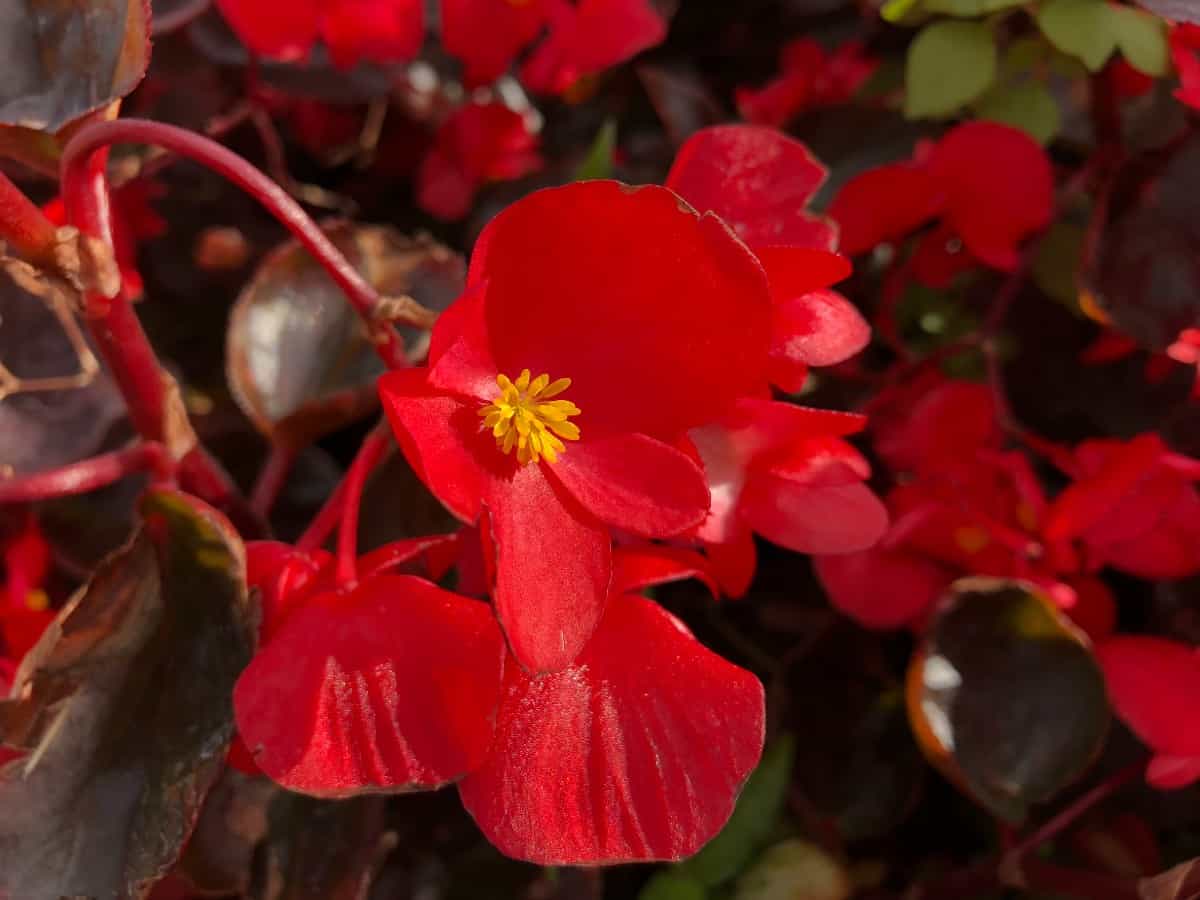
[296,480,347,555]
[0,169,60,268]
[61,118,409,369]
[250,444,297,518]
[0,442,171,503]
[335,427,392,587]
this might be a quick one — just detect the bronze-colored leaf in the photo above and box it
[254,795,394,900]
[0,0,151,132]
[0,267,125,475]
[906,577,1110,823]
[225,224,464,447]
[0,488,255,900]
[178,769,276,895]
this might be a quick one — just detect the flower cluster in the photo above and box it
[228,126,887,863]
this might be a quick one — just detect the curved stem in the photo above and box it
[335,426,392,587]
[0,442,171,504]
[250,444,297,518]
[61,118,410,368]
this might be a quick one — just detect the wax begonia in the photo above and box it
[666,125,870,392]
[829,122,1054,271]
[416,102,543,222]
[735,39,876,128]
[380,180,773,673]
[0,512,53,689]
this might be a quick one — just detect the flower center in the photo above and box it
[479,369,581,465]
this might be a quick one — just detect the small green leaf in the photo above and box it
[1110,5,1169,76]
[733,839,850,900]
[1036,0,1117,71]
[1033,222,1086,307]
[640,872,709,900]
[882,0,923,22]
[904,20,998,119]
[924,0,1025,16]
[976,81,1060,144]
[574,119,618,181]
[678,735,797,887]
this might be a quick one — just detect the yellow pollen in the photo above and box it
[479,369,581,465]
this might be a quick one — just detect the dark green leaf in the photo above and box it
[1036,0,1117,72]
[975,81,1060,145]
[574,119,618,181]
[0,488,255,900]
[640,872,708,900]
[907,578,1110,823]
[1111,5,1169,77]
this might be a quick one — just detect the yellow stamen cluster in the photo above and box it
[479,369,581,465]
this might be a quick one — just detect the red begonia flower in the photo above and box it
[234,574,505,796]
[690,398,887,597]
[458,592,764,864]
[381,181,772,672]
[735,38,876,128]
[814,546,955,630]
[829,122,1053,269]
[1098,637,1200,790]
[1046,435,1200,579]
[441,0,549,88]
[1170,24,1200,111]
[0,512,53,665]
[417,101,543,221]
[870,377,1001,478]
[215,0,423,68]
[520,0,666,95]
[666,126,869,391]
[44,180,166,303]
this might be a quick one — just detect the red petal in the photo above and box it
[427,284,498,400]
[768,285,870,384]
[612,545,718,599]
[666,125,837,250]
[416,149,480,222]
[1147,754,1200,790]
[928,122,1054,271]
[549,435,710,537]
[458,594,764,864]
[741,477,888,555]
[245,540,330,641]
[813,548,953,629]
[379,368,488,523]
[871,378,1000,476]
[827,162,942,256]
[1097,637,1200,757]
[485,463,611,673]
[703,526,758,597]
[469,181,772,438]
[215,0,320,61]
[441,0,548,88]
[1045,435,1166,541]
[910,223,978,288]
[520,0,666,95]
[320,0,424,68]
[234,575,505,796]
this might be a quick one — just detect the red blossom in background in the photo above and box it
[416,101,543,221]
[1170,23,1200,110]
[735,38,876,127]
[667,125,870,392]
[1099,637,1200,789]
[829,121,1054,272]
[381,180,772,674]
[215,0,424,68]
[442,0,666,92]
[44,179,166,302]
[0,512,53,694]
[690,399,887,596]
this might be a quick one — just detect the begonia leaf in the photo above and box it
[176,770,275,895]
[234,575,505,796]
[906,578,1110,822]
[227,225,463,447]
[575,118,618,181]
[732,839,851,900]
[924,0,1025,14]
[0,270,125,476]
[0,0,150,132]
[904,21,998,119]
[1036,0,1117,72]
[975,81,1061,145]
[1111,6,1169,76]
[458,593,765,864]
[640,872,708,900]
[0,489,254,900]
